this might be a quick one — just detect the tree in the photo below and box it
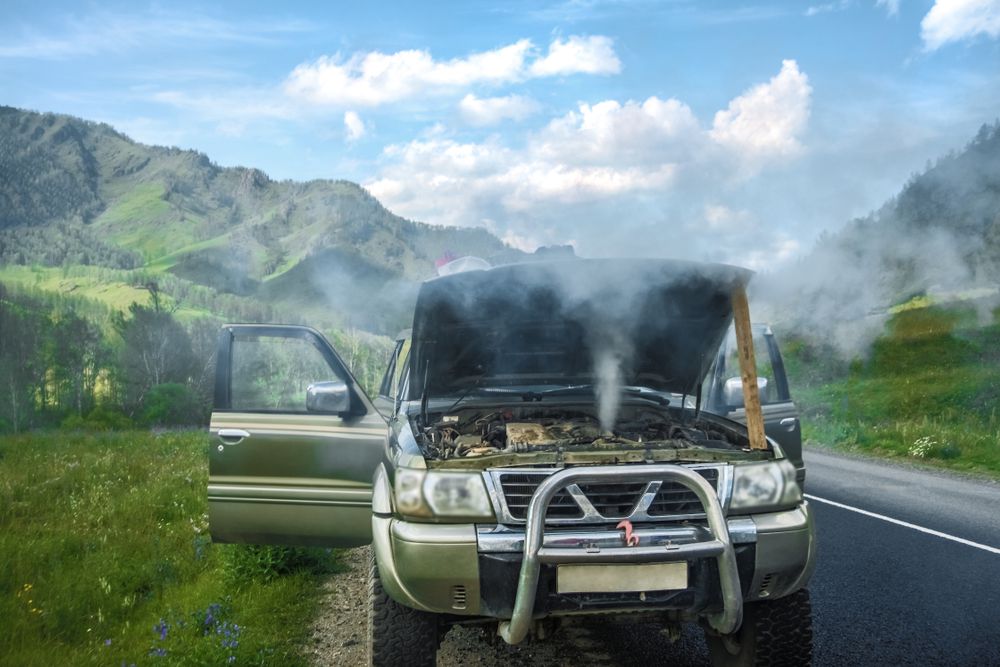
[112,302,196,414]
[0,286,47,432]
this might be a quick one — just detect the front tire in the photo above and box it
[368,553,439,667]
[705,588,813,667]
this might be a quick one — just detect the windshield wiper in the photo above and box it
[441,384,521,414]
[520,384,594,401]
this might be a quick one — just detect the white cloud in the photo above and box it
[343,111,365,141]
[284,35,621,108]
[536,96,701,165]
[284,40,532,107]
[365,61,812,261]
[876,0,901,17]
[458,93,539,126]
[805,1,851,17]
[709,60,812,162]
[921,0,1000,50]
[528,35,622,76]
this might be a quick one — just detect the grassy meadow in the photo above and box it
[786,302,1000,477]
[0,430,340,666]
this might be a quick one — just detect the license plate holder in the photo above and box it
[556,561,689,594]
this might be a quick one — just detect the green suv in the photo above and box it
[208,259,815,666]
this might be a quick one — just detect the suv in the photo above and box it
[208,259,815,666]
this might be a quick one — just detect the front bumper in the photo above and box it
[372,468,815,645]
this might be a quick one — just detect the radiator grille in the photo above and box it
[494,466,722,523]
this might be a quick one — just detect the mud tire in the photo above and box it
[705,588,813,667]
[368,553,439,667]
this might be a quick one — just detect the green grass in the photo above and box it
[0,265,154,311]
[94,182,171,228]
[0,266,212,321]
[789,304,1000,477]
[0,430,340,666]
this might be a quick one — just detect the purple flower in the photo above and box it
[104,639,112,646]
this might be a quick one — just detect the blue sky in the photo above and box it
[2,0,999,267]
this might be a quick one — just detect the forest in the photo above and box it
[0,282,391,433]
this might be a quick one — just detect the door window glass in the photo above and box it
[723,331,784,405]
[231,334,340,412]
[378,341,403,398]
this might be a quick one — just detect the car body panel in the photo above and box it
[208,324,386,547]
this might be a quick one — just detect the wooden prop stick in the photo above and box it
[731,285,768,451]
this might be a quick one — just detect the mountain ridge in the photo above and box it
[0,105,527,332]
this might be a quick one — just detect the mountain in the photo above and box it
[757,120,1000,352]
[0,106,528,332]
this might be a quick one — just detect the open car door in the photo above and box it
[209,324,387,547]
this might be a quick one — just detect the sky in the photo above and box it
[2,0,999,268]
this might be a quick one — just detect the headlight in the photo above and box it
[729,459,801,514]
[394,469,430,517]
[424,472,493,517]
[393,469,494,519]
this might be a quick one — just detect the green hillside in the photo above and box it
[0,105,527,334]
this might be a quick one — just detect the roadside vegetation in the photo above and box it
[0,283,393,434]
[785,301,1000,477]
[0,429,340,666]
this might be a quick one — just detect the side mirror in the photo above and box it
[306,380,350,414]
[723,376,768,410]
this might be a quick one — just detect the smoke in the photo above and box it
[753,122,1000,358]
[592,345,627,431]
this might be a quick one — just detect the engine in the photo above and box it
[417,405,739,460]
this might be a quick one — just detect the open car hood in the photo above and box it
[408,259,752,399]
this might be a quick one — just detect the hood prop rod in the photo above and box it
[731,285,768,450]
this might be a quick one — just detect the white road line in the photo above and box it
[804,493,1000,555]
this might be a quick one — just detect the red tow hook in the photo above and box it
[616,519,640,547]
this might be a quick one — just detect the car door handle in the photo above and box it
[779,418,798,430]
[218,429,250,444]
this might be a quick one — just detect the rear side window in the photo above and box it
[230,334,341,412]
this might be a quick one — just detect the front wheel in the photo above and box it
[368,553,439,667]
[705,588,813,667]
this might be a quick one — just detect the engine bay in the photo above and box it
[416,404,749,461]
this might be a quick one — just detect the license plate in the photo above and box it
[556,562,688,594]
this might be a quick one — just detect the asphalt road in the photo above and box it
[443,446,1000,666]
[803,447,1000,666]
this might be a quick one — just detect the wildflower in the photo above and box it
[105,639,112,646]
[153,619,169,641]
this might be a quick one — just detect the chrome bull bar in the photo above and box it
[497,464,743,644]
